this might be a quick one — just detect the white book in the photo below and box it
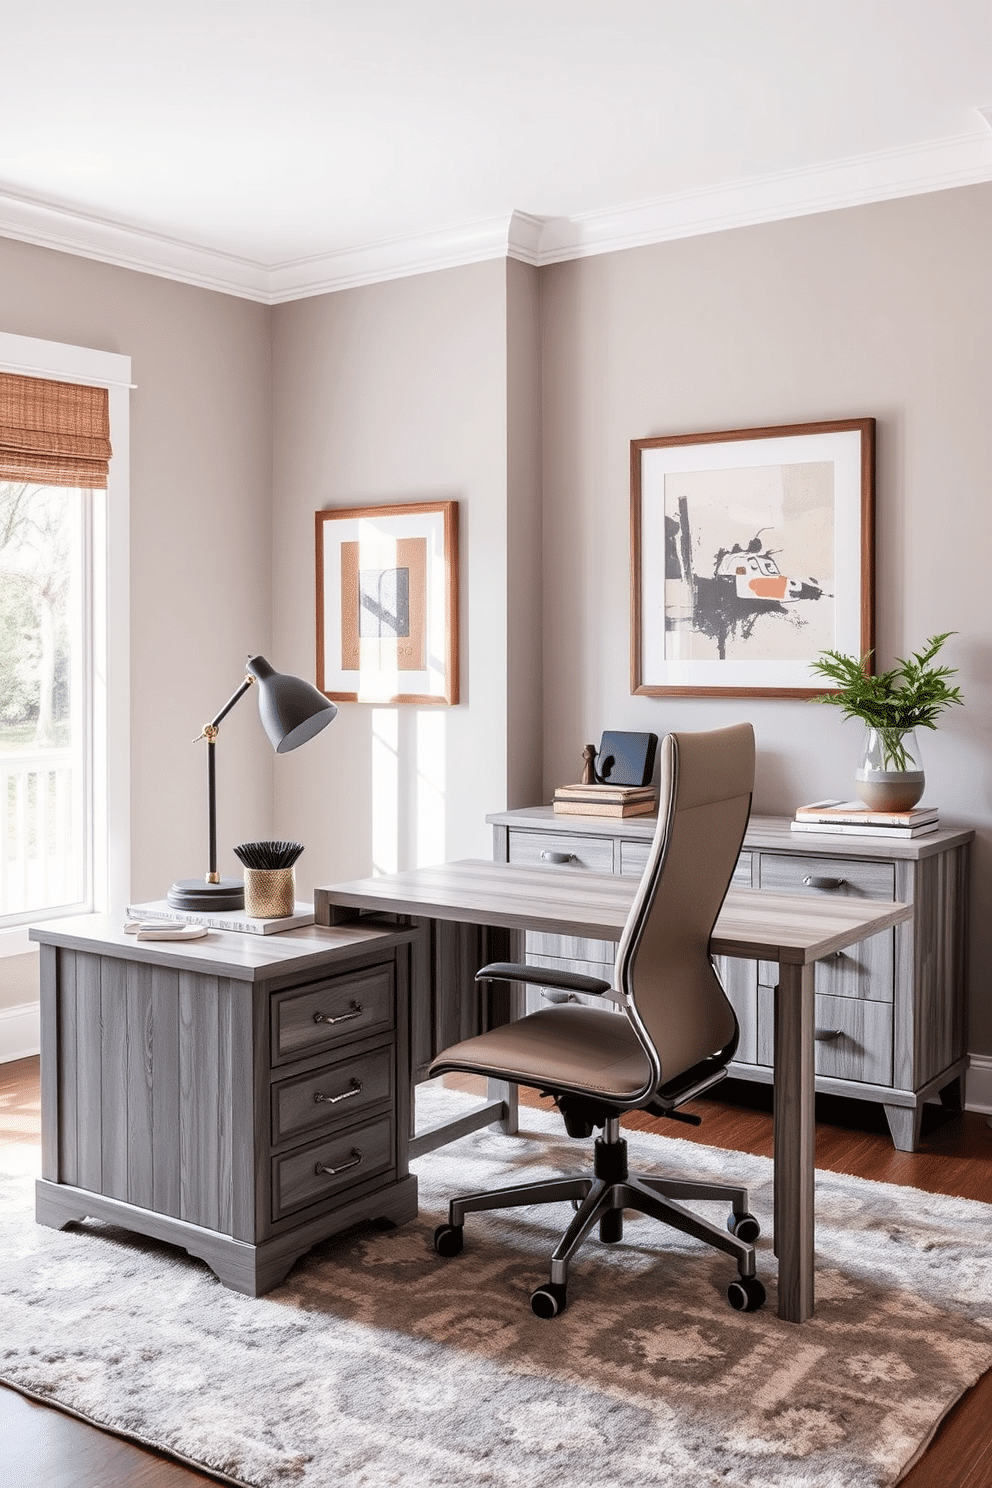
[126,899,315,935]
[789,820,939,840]
[794,798,938,827]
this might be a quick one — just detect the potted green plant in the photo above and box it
[809,633,963,811]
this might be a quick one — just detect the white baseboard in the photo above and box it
[965,1054,992,1115]
[0,1001,40,1063]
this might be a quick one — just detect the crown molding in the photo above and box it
[0,128,990,304]
[267,213,538,302]
[0,185,273,301]
[533,127,992,264]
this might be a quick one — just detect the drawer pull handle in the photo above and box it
[314,1078,363,1106]
[315,1148,363,1177]
[814,1028,843,1042]
[541,850,575,864]
[313,1000,363,1026]
[803,875,846,890]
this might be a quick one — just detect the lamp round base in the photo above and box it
[167,878,245,912]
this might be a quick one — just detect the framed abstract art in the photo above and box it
[630,418,875,698]
[316,500,459,704]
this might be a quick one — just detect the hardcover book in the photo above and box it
[555,783,655,802]
[789,820,939,839]
[553,799,657,819]
[126,900,315,934]
[794,799,938,827]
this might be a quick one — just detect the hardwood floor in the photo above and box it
[2,1055,992,1487]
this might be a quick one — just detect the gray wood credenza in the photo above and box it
[31,917,427,1296]
[488,808,973,1152]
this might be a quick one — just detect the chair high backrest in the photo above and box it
[614,724,755,1097]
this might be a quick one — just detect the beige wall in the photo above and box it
[270,259,514,896]
[0,236,273,1010]
[506,258,544,810]
[540,183,992,1053]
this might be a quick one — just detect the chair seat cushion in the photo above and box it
[429,1006,652,1101]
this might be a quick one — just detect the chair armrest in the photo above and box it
[474,961,613,997]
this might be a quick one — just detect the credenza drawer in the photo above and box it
[508,829,614,873]
[757,852,895,902]
[520,952,619,1014]
[527,930,616,966]
[271,1044,394,1148]
[619,840,650,878]
[272,1114,394,1221]
[757,986,893,1086]
[271,964,394,1064]
[622,843,753,886]
[758,929,894,1004]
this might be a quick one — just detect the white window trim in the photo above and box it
[0,331,131,956]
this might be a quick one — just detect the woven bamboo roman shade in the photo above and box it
[0,372,112,488]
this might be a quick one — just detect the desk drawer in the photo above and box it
[272,964,394,1064]
[757,852,894,902]
[508,829,614,873]
[757,986,893,1086]
[272,1114,394,1221]
[271,1044,394,1148]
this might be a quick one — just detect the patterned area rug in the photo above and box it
[3,1086,992,1488]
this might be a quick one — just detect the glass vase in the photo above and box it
[855,727,924,812]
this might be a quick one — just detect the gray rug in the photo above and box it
[3,1086,992,1488]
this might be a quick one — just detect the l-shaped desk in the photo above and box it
[318,858,913,1323]
[32,861,911,1323]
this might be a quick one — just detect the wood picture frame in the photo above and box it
[630,418,875,698]
[316,500,459,705]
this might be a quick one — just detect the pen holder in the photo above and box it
[243,867,295,919]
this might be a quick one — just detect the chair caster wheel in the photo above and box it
[530,1282,567,1318]
[727,1210,760,1243]
[433,1223,464,1257]
[727,1275,766,1312]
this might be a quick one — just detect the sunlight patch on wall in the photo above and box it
[415,710,446,868]
[371,707,398,876]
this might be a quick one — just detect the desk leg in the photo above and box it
[773,960,815,1323]
[487,1078,518,1135]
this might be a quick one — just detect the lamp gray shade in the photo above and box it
[247,655,338,753]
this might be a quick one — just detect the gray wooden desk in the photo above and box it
[316,858,912,1323]
[31,916,422,1296]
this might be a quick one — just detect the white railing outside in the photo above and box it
[1,747,84,920]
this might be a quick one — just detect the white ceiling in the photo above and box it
[2,0,991,302]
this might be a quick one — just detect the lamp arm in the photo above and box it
[208,673,255,731]
[192,673,256,884]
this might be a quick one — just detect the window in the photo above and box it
[1,481,88,918]
[0,334,130,949]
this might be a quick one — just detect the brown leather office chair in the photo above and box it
[429,723,766,1318]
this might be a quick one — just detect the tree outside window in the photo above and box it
[0,480,85,919]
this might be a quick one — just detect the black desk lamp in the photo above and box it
[167,655,337,912]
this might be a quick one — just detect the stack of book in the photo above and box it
[125,899,315,934]
[553,783,657,819]
[790,800,939,839]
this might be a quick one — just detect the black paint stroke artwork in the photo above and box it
[665,495,827,661]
